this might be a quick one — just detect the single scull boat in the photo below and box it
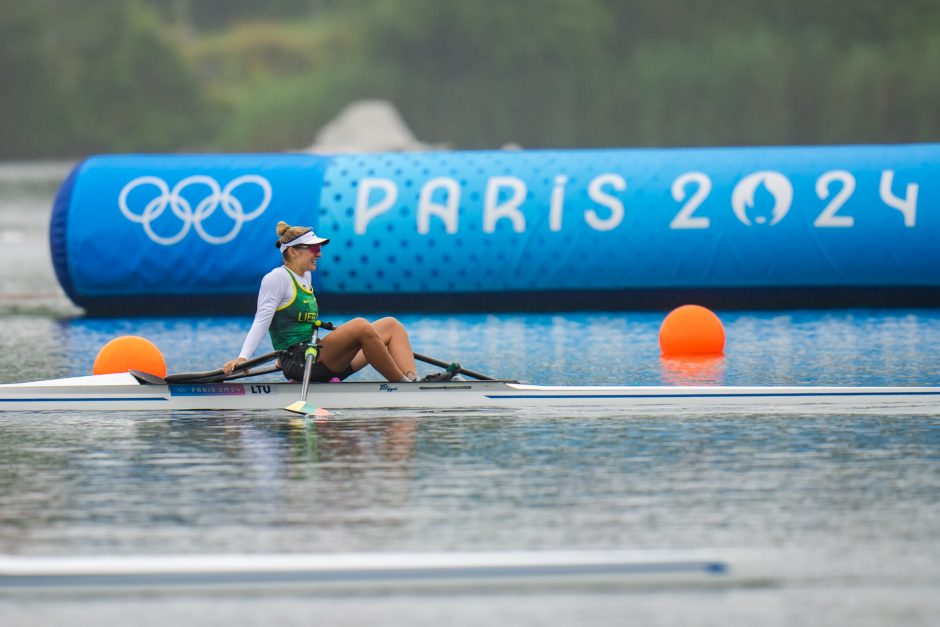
[1,372,939,413]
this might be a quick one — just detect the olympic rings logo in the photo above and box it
[118,175,272,245]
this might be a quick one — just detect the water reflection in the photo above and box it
[2,409,939,560]
[127,412,422,517]
[659,356,726,385]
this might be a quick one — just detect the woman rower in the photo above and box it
[223,221,445,383]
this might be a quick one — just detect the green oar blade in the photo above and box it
[285,399,330,417]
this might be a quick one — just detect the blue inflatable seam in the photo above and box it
[48,161,83,306]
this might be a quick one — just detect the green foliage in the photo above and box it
[348,0,617,148]
[0,0,211,158]
[144,0,331,31]
[59,1,212,152]
[290,0,940,149]
[0,1,72,156]
[213,63,371,150]
[3,0,940,157]
[185,14,366,149]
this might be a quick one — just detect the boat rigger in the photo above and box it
[1,372,939,414]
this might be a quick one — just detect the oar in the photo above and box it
[165,351,280,383]
[165,324,336,384]
[285,325,330,417]
[413,352,494,381]
[214,366,282,382]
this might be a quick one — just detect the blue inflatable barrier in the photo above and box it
[50,145,940,314]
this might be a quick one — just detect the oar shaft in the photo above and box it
[284,328,330,417]
[413,353,494,381]
[299,325,323,402]
[299,352,314,402]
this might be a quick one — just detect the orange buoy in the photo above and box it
[659,305,725,356]
[93,335,167,377]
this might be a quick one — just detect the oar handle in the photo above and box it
[413,353,494,381]
[213,365,282,382]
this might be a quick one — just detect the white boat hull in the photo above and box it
[1,373,939,413]
[0,549,760,591]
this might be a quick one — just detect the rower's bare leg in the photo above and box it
[348,318,418,379]
[373,317,417,378]
[319,318,405,382]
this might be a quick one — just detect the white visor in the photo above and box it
[280,230,330,253]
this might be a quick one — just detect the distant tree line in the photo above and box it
[1,0,210,157]
[2,0,938,158]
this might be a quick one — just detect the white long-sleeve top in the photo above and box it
[237,266,313,359]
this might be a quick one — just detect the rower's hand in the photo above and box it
[223,357,247,375]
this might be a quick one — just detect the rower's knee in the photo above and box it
[376,316,405,333]
[346,317,371,333]
[348,317,380,342]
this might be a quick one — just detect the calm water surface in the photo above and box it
[1,163,939,626]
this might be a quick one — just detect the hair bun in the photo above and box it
[274,221,313,249]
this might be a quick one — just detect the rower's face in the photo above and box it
[292,244,322,270]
